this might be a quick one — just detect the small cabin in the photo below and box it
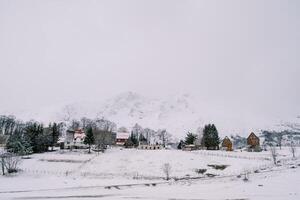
[221,136,233,151]
[247,132,261,151]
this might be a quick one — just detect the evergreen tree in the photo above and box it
[124,137,134,148]
[202,124,220,150]
[35,131,51,152]
[6,130,32,155]
[177,140,184,149]
[139,133,147,143]
[185,132,197,145]
[84,127,95,153]
[49,123,60,151]
[125,132,138,148]
[25,122,47,153]
[131,132,139,147]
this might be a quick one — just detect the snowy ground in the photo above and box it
[0,147,299,200]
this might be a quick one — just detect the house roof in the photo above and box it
[247,132,258,139]
[74,129,86,140]
[223,136,230,140]
[222,136,232,145]
[116,132,130,139]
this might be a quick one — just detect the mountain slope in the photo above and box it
[1,92,299,138]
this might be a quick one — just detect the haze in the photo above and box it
[0,0,299,123]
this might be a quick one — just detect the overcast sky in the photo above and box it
[0,0,299,120]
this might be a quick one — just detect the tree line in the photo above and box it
[178,124,220,150]
[0,115,63,155]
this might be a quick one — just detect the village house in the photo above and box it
[221,136,233,151]
[247,132,261,152]
[115,132,130,146]
[65,129,87,149]
[137,134,164,150]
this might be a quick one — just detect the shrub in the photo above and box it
[206,173,217,177]
[195,168,207,174]
[0,153,21,175]
[207,164,228,170]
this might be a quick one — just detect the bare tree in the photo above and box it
[290,142,297,159]
[195,127,204,146]
[69,119,80,130]
[94,118,117,132]
[80,117,94,130]
[158,129,172,147]
[60,105,77,122]
[270,146,277,165]
[144,128,156,145]
[0,153,21,175]
[118,126,129,133]
[162,163,172,180]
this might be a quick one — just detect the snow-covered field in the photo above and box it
[0,148,299,200]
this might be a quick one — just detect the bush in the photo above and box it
[206,173,217,177]
[7,168,18,174]
[254,146,262,152]
[207,164,228,170]
[0,153,22,175]
[195,168,207,174]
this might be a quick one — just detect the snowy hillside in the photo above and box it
[1,91,299,138]
[1,147,299,200]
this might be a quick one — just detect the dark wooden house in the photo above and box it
[247,132,260,151]
[221,136,233,151]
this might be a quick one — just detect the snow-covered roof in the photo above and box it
[116,132,130,139]
[74,129,86,140]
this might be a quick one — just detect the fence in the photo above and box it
[192,150,271,161]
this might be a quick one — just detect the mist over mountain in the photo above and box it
[1,91,299,138]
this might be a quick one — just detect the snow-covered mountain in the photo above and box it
[56,92,205,138]
[1,91,299,138]
[99,92,203,134]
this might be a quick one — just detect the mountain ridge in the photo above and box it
[1,91,299,137]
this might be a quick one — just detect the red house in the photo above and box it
[116,132,129,146]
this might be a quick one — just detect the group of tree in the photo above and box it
[124,132,139,148]
[184,132,197,145]
[67,117,117,133]
[260,130,300,149]
[0,115,63,155]
[0,115,24,135]
[261,130,284,149]
[68,117,118,152]
[129,123,172,147]
[179,124,220,150]
[230,135,247,149]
